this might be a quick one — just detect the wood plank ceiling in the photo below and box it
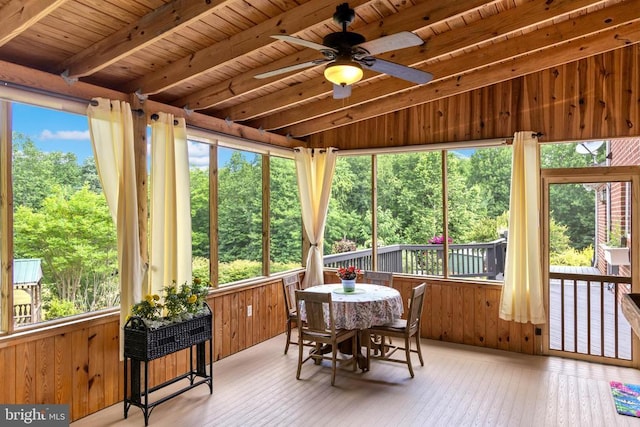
[0,0,638,143]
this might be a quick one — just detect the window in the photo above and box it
[269,156,302,273]
[217,147,262,284]
[12,102,118,325]
[323,155,371,269]
[447,146,511,281]
[188,139,210,282]
[378,152,443,275]
[323,144,514,282]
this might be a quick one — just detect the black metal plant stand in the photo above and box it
[123,305,213,426]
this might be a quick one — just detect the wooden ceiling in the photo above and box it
[0,0,638,144]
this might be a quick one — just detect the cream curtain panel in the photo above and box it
[149,113,192,295]
[294,148,337,287]
[87,98,145,355]
[499,131,546,324]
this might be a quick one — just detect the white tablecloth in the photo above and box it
[300,283,404,330]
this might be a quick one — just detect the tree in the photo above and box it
[447,152,489,242]
[217,151,262,262]
[543,143,597,250]
[269,157,302,263]
[13,186,117,310]
[190,167,210,258]
[467,147,512,218]
[12,134,83,209]
[377,152,444,244]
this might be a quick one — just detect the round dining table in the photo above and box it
[300,283,404,330]
[299,283,404,371]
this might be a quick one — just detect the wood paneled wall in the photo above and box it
[322,273,535,354]
[0,274,529,422]
[309,44,640,149]
[0,278,287,422]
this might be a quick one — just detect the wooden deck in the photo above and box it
[71,336,640,427]
[549,266,632,361]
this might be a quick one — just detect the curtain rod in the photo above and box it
[336,137,509,156]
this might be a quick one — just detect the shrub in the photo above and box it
[192,256,210,282]
[550,245,594,267]
[332,238,356,253]
[43,297,80,320]
[219,259,262,283]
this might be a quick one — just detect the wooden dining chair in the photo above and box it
[367,282,426,378]
[363,270,394,351]
[295,290,357,386]
[282,273,302,354]
[362,270,393,287]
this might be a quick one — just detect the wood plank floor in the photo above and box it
[72,335,640,427]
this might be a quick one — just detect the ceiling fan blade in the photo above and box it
[354,31,423,56]
[333,84,351,99]
[361,58,433,85]
[254,59,329,79]
[272,35,335,53]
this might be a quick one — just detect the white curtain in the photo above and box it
[499,131,546,324]
[294,148,337,287]
[149,113,192,295]
[87,98,145,356]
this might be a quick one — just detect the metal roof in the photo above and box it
[13,259,43,285]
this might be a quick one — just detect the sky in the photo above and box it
[11,102,233,167]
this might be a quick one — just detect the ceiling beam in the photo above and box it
[0,0,68,47]
[126,0,372,95]
[0,60,300,148]
[173,0,496,111]
[281,21,640,137]
[58,0,229,79]
[227,0,606,122]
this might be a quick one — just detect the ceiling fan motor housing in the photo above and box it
[322,32,365,54]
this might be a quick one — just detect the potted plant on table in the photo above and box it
[336,266,361,293]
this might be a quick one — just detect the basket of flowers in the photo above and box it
[123,277,212,361]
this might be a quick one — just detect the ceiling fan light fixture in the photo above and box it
[324,60,363,86]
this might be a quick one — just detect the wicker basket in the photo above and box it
[124,303,212,361]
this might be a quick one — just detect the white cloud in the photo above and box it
[188,140,210,168]
[145,140,210,169]
[39,129,90,140]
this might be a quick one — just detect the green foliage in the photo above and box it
[447,153,489,242]
[332,238,356,253]
[163,278,210,318]
[218,151,262,262]
[13,185,117,309]
[190,167,210,258]
[270,262,302,274]
[43,297,81,321]
[543,144,597,250]
[219,259,262,284]
[269,157,302,264]
[463,215,502,242]
[192,256,210,282]
[130,294,163,320]
[375,152,443,244]
[550,245,594,267]
[549,215,571,254]
[12,134,98,209]
[607,224,627,247]
[466,147,512,218]
[323,156,371,252]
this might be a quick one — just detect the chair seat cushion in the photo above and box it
[303,329,353,340]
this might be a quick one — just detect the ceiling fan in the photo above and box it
[254,3,433,99]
